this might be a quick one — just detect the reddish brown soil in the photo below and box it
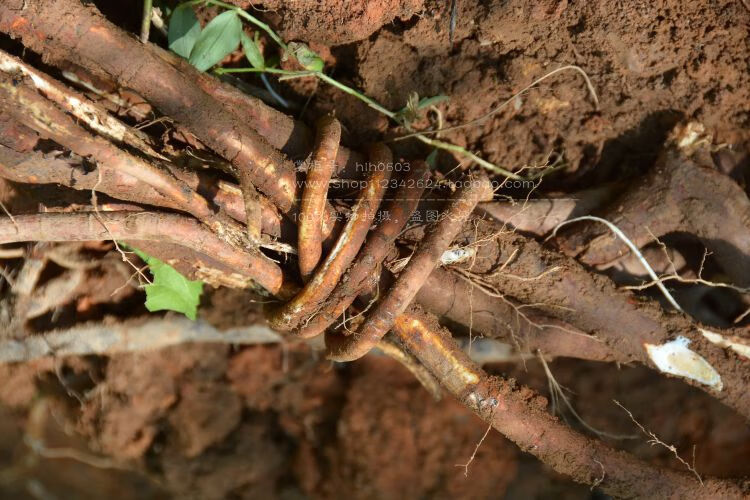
[2,317,748,497]
[293,0,750,186]
[0,0,748,498]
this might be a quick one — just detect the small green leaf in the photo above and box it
[417,95,449,110]
[168,4,201,59]
[131,247,203,320]
[287,42,324,72]
[396,93,449,125]
[188,10,242,72]
[241,32,265,69]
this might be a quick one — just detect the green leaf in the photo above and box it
[396,93,449,125]
[131,247,203,320]
[168,4,201,59]
[188,10,242,72]
[287,42,324,72]
[417,95,449,110]
[241,32,265,69]
[425,149,439,169]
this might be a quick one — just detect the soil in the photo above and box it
[0,0,749,498]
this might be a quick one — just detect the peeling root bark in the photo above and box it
[0,74,214,223]
[0,48,164,161]
[392,308,745,499]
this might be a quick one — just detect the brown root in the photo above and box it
[555,137,750,288]
[268,144,393,331]
[325,175,493,362]
[439,217,750,418]
[298,116,341,280]
[392,307,744,499]
[297,161,429,339]
[0,212,283,293]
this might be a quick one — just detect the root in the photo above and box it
[0,0,309,213]
[376,336,442,401]
[298,161,429,338]
[478,184,618,236]
[0,2,747,493]
[0,74,215,224]
[538,353,634,440]
[298,115,340,279]
[439,216,750,418]
[455,423,492,477]
[268,144,392,331]
[392,307,741,498]
[325,174,493,361]
[415,267,621,362]
[614,400,703,485]
[554,131,750,288]
[0,49,164,161]
[549,215,684,312]
[0,317,284,363]
[0,212,283,293]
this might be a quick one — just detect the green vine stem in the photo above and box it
[208,1,523,179]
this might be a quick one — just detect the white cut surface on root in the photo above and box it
[700,329,750,359]
[441,246,476,265]
[645,336,722,391]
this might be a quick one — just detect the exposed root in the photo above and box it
[325,175,492,361]
[0,49,164,161]
[415,267,620,363]
[550,215,684,312]
[614,400,703,486]
[0,317,285,363]
[0,212,283,293]
[298,115,340,279]
[438,216,750,417]
[392,307,740,498]
[478,184,618,236]
[298,161,429,338]
[554,134,750,289]
[623,248,750,297]
[538,353,634,440]
[0,2,747,493]
[0,74,216,224]
[376,336,442,401]
[0,144,284,235]
[268,144,392,331]
[455,423,492,477]
[0,0,308,213]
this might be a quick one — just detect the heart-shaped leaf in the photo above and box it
[168,4,201,59]
[188,10,242,72]
[131,247,203,320]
